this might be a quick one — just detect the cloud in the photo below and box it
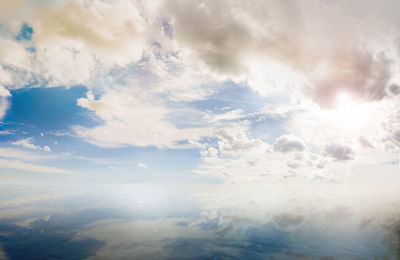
[215,126,266,156]
[0,147,53,161]
[137,163,147,168]
[0,0,398,184]
[208,109,245,123]
[164,0,400,108]
[0,158,70,174]
[273,135,306,153]
[12,137,51,152]
[195,123,329,182]
[324,144,355,161]
[387,84,400,96]
[0,0,158,90]
[75,89,215,148]
[0,39,31,70]
[34,0,151,66]
[0,146,69,174]
[0,86,11,120]
[0,86,11,97]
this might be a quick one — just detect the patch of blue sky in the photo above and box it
[15,23,33,41]
[168,81,290,142]
[4,86,99,134]
[109,146,219,183]
[186,81,282,115]
[0,85,223,182]
[31,139,217,183]
[249,114,289,144]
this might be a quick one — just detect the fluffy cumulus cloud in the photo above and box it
[194,123,330,183]
[272,135,306,153]
[215,126,265,156]
[74,88,216,148]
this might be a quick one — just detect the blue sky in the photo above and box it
[0,79,288,183]
[1,86,213,182]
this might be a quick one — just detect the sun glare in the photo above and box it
[307,91,376,138]
[336,91,355,107]
[328,91,367,130]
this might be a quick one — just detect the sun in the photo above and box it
[299,90,374,140]
[295,90,382,145]
[318,90,373,136]
[336,91,356,108]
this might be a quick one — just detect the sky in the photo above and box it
[0,0,399,184]
[2,1,400,259]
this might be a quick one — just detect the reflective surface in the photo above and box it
[0,182,399,259]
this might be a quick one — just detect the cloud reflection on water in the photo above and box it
[0,182,399,259]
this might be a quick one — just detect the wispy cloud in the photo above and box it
[0,158,70,174]
[13,137,51,152]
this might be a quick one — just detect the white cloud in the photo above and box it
[0,158,70,174]
[0,147,69,174]
[0,98,10,121]
[0,130,12,135]
[0,0,157,89]
[0,39,31,70]
[12,137,51,152]
[272,135,306,153]
[0,147,54,161]
[0,86,11,97]
[75,88,215,148]
[0,86,11,120]
[207,109,245,123]
[215,125,266,156]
